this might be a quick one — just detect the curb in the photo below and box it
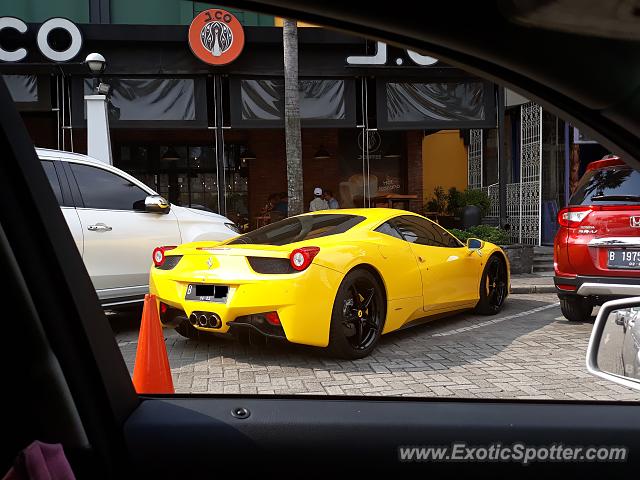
[510,285,556,294]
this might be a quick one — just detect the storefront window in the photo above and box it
[378,81,496,130]
[231,78,355,127]
[116,143,248,221]
[78,78,206,128]
[3,75,37,103]
[3,75,51,111]
[337,130,405,208]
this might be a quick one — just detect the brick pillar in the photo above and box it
[247,129,286,224]
[405,130,424,213]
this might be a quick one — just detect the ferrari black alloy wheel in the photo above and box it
[475,255,508,315]
[328,269,385,359]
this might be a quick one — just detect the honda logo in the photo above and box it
[631,216,640,228]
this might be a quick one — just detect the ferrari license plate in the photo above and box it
[185,284,229,302]
[607,249,640,269]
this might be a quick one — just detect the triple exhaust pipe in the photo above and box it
[189,311,222,329]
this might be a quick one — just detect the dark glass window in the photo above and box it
[41,161,63,205]
[570,166,640,206]
[232,78,355,127]
[374,221,403,240]
[228,214,365,246]
[3,75,38,103]
[386,82,485,122]
[378,81,496,129]
[81,78,203,126]
[392,215,462,248]
[240,79,346,121]
[70,163,148,211]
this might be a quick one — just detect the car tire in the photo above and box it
[560,296,593,322]
[474,254,508,315]
[175,319,204,340]
[327,269,385,359]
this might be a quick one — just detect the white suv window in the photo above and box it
[70,163,148,211]
[41,160,63,205]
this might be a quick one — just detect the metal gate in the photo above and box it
[507,102,542,245]
[467,105,542,245]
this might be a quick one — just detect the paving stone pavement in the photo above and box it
[113,294,640,401]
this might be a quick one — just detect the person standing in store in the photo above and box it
[273,192,289,218]
[323,189,340,209]
[309,187,329,212]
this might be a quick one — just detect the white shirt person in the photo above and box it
[309,187,329,212]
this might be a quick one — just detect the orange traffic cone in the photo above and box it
[132,294,175,394]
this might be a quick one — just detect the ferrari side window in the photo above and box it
[374,221,403,240]
[395,215,461,248]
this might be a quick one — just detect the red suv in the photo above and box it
[555,155,640,321]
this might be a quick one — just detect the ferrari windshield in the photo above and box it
[227,214,365,246]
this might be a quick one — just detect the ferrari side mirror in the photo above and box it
[467,238,484,251]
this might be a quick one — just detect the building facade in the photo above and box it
[1,0,605,244]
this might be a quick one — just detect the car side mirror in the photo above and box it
[587,297,640,391]
[145,195,171,214]
[467,238,484,251]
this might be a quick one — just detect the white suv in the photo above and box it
[37,148,239,306]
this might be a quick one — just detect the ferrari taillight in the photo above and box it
[557,207,592,228]
[152,245,177,267]
[289,246,320,271]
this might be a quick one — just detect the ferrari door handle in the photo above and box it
[87,223,112,232]
[418,256,425,263]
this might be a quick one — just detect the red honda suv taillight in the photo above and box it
[557,206,592,228]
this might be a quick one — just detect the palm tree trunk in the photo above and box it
[283,19,303,216]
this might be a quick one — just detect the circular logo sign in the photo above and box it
[188,9,245,65]
[358,130,382,153]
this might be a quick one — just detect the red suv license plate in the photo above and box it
[608,249,640,269]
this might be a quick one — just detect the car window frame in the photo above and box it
[373,219,405,240]
[66,161,152,213]
[382,215,464,248]
[569,165,640,206]
[39,159,66,207]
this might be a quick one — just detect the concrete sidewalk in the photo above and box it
[510,271,555,294]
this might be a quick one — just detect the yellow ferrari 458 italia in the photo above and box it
[150,208,509,359]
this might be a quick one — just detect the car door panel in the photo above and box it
[123,397,640,476]
[39,159,85,256]
[391,216,482,312]
[68,162,182,297]
[60,207,84,256]
[409,243,480,312]
[372,231,424,331]
[76,208,182,293]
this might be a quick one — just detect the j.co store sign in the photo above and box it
[0,13,436,69]
[188,9,245,66]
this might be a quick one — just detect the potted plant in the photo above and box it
[424,186,447,216]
